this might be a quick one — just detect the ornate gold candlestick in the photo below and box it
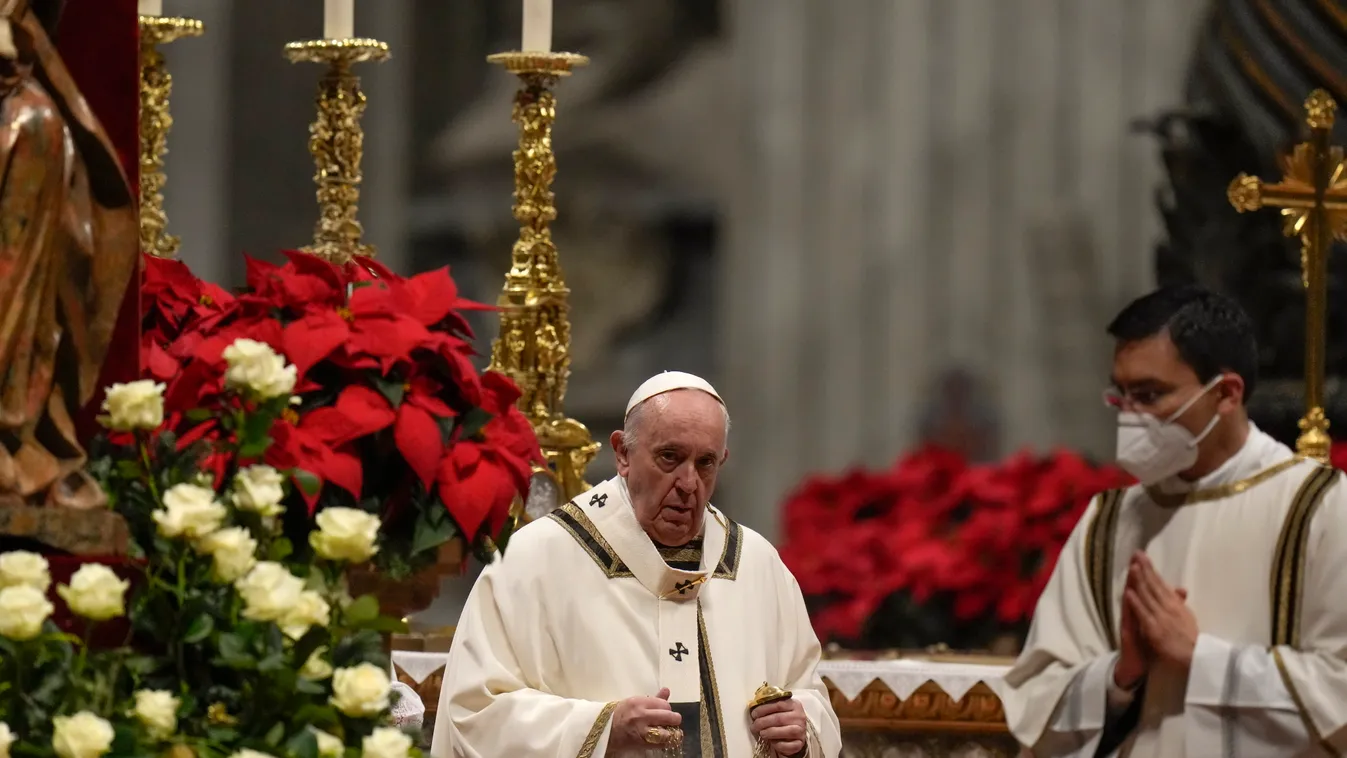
[283,39,389,264]
[485,51,599,508]
[138,15,203,258]
[1228,90,1347,462]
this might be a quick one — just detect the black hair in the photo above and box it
[1106,285,1259,401]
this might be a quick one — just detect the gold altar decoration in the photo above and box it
[485,51,599,506]
[138,14,203,258]
[1229,89,1347,462]
[284,38,389,264]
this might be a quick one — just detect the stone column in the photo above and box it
[719,0,1207,541]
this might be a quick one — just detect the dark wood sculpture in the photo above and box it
[0,0,138,511]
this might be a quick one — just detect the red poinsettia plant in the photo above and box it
[779,445,1132,651]
[140,251,543,576]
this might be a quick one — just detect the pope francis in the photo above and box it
[432,372,842,758]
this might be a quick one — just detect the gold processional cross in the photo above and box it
[1228,89,1347,462]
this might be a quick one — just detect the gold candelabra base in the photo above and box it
[284,38,389,265]
[138,15,204,259]
[486,50,598,509]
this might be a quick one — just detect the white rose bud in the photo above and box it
[362,728,412,758]
[153,483,227,540]
[300,647,334,680]
[99,380,166,432]
[0,585,54,640]
[231,465,286,518]
[51,712,114,758]
[222,339,297,400]
[56,564,129,621]
[196,527,258,583]
[0,722,14,758]
[280,590,331,640]
[310,728,343,758]
[234,562,304,623]
[330,663,392,717]
[0,551,50,591]
[131,690,179,739]
[309,507,381,563]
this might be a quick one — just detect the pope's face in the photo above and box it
[612,390,728,547]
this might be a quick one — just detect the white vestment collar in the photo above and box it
[546,475,742,600]
[1150,421,1295,496]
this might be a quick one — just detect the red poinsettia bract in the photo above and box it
[140,250,542,554]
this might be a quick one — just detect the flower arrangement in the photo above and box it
[140,252,543,577]
[0,340,415,758]
[778,445,1132,651]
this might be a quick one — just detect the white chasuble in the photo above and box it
[432,475,842,758]
[1004,424,1347,757]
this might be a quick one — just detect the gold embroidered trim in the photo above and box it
[578,701,618,758]
[1271,465,1339,647]
[1084,489,1125,650]
[547,502,634,578]
[1145,456,1305,507]
[1272,648,1338,756]
[698,603,729,756]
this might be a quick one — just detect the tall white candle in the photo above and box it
[521,0,551,52]
[324,0,354,40]
[138,0,162,16]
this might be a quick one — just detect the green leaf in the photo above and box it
[292,704,339,729]
[344,595,380,626]
[363,615,409,634]
[265,722,286,747]
[285,728,320,758]
[115,459,143,479]
[269,537,294,562]
[238,411,275,458]
[185,408,213,422]
[411,506,458,555]
[216,633,257,669]
[370,373,406,408]
[184,614,215,644]
[455,408,494,440]
[293,469,322,497]
[295,677,327,696]
[258,652,288,673]
[206,727,241,743]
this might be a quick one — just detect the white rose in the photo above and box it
[153,483,227,540]
[330,663,392,717]
[310,728,343,758]
[361,728,412,758]
[234,562,304,623]
[56,564,129,621]
[0,722,14,758]
[51,712,114,758]
[231,465,286,518]
[0,585,53,640]
[300,647,334,680]
[99,380,166,432]
[0,551,50,591]
[131,690,179,739]
[196,527,257,583]
[222,339,297,400]
[227,750,276,758]
[309,508,381,563]
[280,590,331,640]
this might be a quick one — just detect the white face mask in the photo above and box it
[1115,376,1223,484]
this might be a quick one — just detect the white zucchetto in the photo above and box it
[624,371,723,419]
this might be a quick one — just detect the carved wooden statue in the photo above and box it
[0,0,138,509]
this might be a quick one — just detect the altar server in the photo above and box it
[1004,286,1347,757]
[432,372,842,758]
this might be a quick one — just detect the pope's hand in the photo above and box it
[609,688,682,751]
[750,697,808,757]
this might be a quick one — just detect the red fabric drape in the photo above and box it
[55,0,142,438]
